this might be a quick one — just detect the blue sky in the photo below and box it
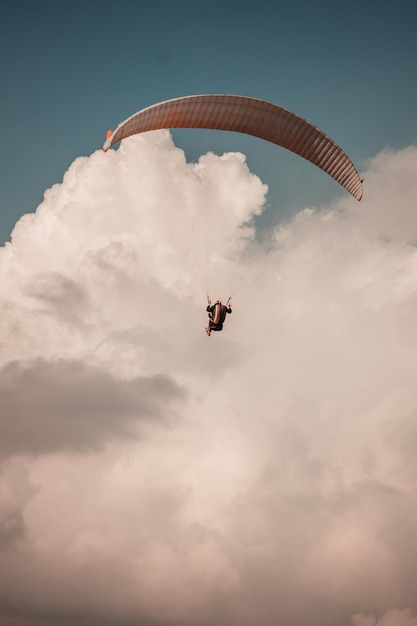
[1,0,416,244]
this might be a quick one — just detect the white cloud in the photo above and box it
[345,146,417,242]
[0,135,416,625]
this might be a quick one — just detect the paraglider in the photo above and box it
[103,95,363,337]
[103,94,363,201]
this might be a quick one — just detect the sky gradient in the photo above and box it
[1,0,416,242]
[1,2,417,626]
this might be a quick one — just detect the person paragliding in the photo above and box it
[205,298,232,337]
[103,94,363,338]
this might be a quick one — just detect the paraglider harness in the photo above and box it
[206,297,232,332]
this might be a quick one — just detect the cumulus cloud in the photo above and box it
[0,134,416,626]
[346,146,417,242]
[0,358,185,456]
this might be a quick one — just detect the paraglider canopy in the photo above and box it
[103,94,363,201]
